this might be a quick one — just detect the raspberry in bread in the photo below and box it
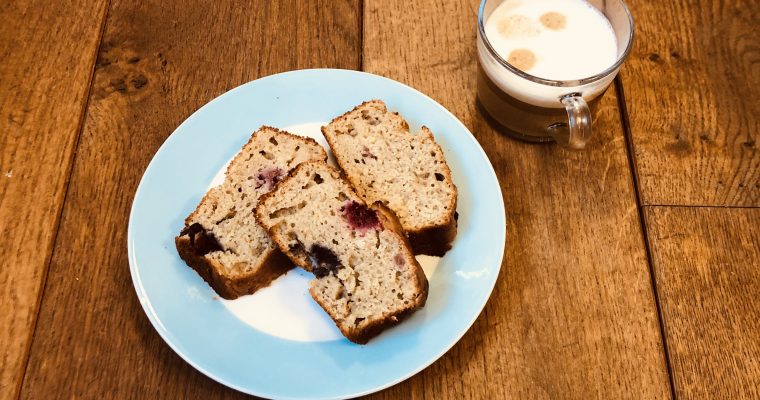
[255,161,428,344]
[322,100,458,256]
[175,126,327,299]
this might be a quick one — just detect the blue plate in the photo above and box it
[128,69,505,399]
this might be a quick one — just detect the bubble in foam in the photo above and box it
[497,14,540,38]
[540,11,566,30]
[507,49,536,72]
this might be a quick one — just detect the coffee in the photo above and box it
[476,0,627,143]
[477,63,608,142]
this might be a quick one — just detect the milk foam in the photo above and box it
[479,0,620,107]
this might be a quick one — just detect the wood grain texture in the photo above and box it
[18,0,359,398]
[620,0,760,206]
[363,0,671,398]
[0,1,108,398]
[645,207,760,398]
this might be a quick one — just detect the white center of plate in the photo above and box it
[216,122,440,342]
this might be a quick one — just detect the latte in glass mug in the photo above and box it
[476,0,634,148]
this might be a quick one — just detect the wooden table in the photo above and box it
[2,0,758,398]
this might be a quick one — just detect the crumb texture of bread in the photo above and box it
[322,100,458,256]
[176,127,326,299]
[256,161,428,343]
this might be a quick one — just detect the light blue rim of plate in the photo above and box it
[128,69,506,400]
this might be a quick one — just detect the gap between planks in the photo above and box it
[645,204,760,209]
[359,0,365,71]
[615,77,678,400]
[14,2,114,400]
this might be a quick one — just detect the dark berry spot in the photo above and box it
[255,166,284,190]
[312,266,328,278]
[343,201,381,231]
[435,173,445,181]
[314,173,324,184]
[269,136,278,145]
[308,244,342,278]
[181,223,223,255]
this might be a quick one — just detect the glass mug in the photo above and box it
[477,0,634,149]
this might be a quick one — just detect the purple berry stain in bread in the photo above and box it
[181,223,223,256]
[393,253,405,267]
[255,166,285,190]
[342,201,381,232]
[308,244,342,278]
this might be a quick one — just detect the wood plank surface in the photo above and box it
[645,206,760,398]
[363,0,671,398]
[619,0,760,206]
[0,1,108,398]
[18,1,359,398]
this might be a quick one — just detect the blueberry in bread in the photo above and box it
[176,127,327,299]
[255,161,428,344]
[322,100,458,256]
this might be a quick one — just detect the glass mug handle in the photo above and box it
[546,93,592,149]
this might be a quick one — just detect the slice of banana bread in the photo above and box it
[176,126,327,299]
[255,161,428,344]
[322,100,458,256]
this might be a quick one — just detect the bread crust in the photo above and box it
[407,218,458,257]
